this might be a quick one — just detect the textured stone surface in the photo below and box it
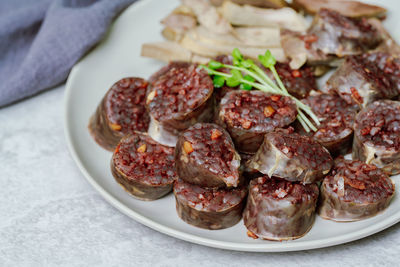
[1,86,400,266]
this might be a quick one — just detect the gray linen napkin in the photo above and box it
[0,0,137,107]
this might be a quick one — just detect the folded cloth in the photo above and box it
[0,0,136,107]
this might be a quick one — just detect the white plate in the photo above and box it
[64,0,400,252]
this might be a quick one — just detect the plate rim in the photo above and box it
[63,0,400,252]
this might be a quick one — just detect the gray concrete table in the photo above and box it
[1,85,399,266]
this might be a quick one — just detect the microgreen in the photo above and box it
[199,48,320,132]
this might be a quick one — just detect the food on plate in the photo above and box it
[220,1,307,31]
[173,178,247,229]
[175,123,241,188]
[327,52,400,108]
[319,158,395,221]
[353,100,400,175]
[292,0,386,18]
[368,18,400,56]
[232,27,281,48]
[111,132,176,200]
[281,8,382,69]
[141,41,193,62]
[247,128,333,184]
[88,77,149,151]
[180,31,286,61]
[161,6,197,41]
[147,63,214,146]
[210,0,287,9]
[217,90,297,154]
[83,0,400,242]
[297,93,358,155]
[243,176,319,241]
[182,0,233,34]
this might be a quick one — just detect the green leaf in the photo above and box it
[232,48,243,62]
[258,50,276,68]
[239,75,255,90]
[213,75,225,88]
[208,60,223,70]
[241,59,254,69]
[226,69,242,87]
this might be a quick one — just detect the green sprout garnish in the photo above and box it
[200,48,320,132]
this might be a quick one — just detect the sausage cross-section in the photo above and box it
[217,90,297,154]
[243,176,319,241]
[298,93,358,155]
[111,132,176,201]
[175,123,241,188]
[147,64,214,147]
[319,158,395,222]
[247,129,333,184]
[173,179,247,230]
[327,52,399,108]
[88,77,150,151]
[353,100,400,175]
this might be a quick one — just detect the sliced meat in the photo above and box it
[175,123,241,188]
[298,93,358,155]
[243,176,319,241]
[353,100,400,175]
[319,158,395,222]
[292,0,386,19]
[174,179,247,230]
[327,52,400,108]
[111,133,176,201]
[307,9,381,57]
[147,64,214,147]
[217,91,297,154]
[368,18,400,56]
[88,78,150,151]
[247,129,333,184]
[281,9,382,69]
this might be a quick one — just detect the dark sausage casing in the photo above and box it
[319,158,395,222]
[89,78,150,151]
[175,123,241,188]
[247,129,333,184]
[147,64,214,147]
[352,100,400,175]
[217,90,297,154]
[243,176,319,241]
[111,132,176,201]
[174,179,247,230]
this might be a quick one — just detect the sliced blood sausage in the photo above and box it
[327,52,399,108]
[353,100,400,175]
[264,62,317,99]
[148,61,191,84]
[243,176,319,241]
[111,132,176,201]
[175,123,241,188]
[319,158,395,222]
[217,90,297,154]
[247,129,333,184]
[147,64,214,147]
[298,93,358,155]
[173,179,247,230]
[88,78,150,151]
